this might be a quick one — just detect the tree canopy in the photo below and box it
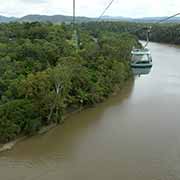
[0,22,138,143]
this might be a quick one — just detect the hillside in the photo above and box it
[19,15,92,23]
[0,14,92,23]
[0,14,180,23]
[0,15,17,23]
[101,16,180,23]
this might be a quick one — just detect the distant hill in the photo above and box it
[19,14,93,23]
[101,16,180,23]
[102,16,180,23]
[0,14,180,23]
[0,14,93,23]
[101,16,132,22]
[0,15,17,23]
[133,17,180,23]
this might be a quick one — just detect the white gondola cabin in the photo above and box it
[131,48,152,68]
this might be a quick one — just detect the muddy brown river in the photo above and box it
[1,42,180,180]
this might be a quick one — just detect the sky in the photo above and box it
[0,0,180,18]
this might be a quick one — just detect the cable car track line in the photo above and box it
[97,0,116,21]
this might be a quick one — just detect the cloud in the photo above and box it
[0,0,179,18]
[19,0,48,4]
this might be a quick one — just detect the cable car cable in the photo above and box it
[128,12,180,34]
[128,12,180,48]
[155,12,180,24]
[97,0,116,21]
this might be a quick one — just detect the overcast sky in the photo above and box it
[0,0,180,18]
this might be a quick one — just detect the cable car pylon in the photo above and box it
[72,0,79,49]
[73,0,75,29]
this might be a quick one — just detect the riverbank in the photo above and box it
[0,78,133,153]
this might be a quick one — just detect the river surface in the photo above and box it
[1,42,180,180]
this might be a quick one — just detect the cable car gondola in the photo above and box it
[131,48,152,68]
[131,27,153,69]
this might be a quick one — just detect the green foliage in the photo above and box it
[0,22,137,142]
[81,21,180,45]
[47,62,73,123]
[0,99,41,143]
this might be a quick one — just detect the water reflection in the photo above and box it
[132,67,152,76]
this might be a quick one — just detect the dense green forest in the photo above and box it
[0,22,138,143]
[80,22,180,44]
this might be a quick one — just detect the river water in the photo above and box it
[1,42,180,180]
